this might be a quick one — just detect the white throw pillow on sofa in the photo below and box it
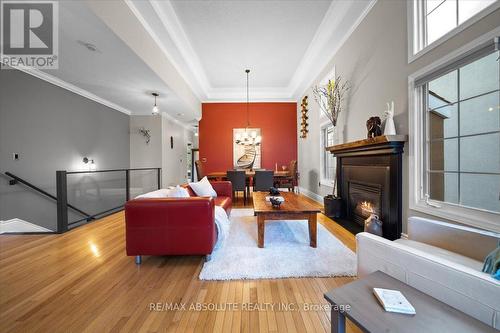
[135,189,170,199]
[167,185,190,198]
[189,176,217,197]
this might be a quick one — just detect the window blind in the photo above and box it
[414,37,499,87]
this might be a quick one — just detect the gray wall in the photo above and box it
[129,115,163,169]
[0,70,130,231]
[298,1,500,232]
[129,114,194,197]
[161,115,193,187]
[129,115,162,198]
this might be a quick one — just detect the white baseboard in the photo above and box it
[0,218,53,234]
[298,187,324,204]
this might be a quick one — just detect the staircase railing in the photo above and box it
[4,171,92,218]
[57,167,161,233]
[3,168,161,233]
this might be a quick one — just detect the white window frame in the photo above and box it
[408,27,500,233]
[407,0,500,63]
[320,121,337,188]
[318,65,337,188]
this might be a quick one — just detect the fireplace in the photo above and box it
[348,181,382,227]
[326,135,406,240]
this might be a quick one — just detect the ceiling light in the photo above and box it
[151,92,160,115]
[235,69,261,146]
[245,69,250,128]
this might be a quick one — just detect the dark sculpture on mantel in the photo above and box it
[366,116,382,139]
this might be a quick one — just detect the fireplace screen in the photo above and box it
[348,181,382,226]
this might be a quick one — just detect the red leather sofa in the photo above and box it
[125,181,232,264]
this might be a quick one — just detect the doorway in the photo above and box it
[190,148,199,182]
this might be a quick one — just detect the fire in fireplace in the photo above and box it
[355,201,376,219]
[348,181,382,227]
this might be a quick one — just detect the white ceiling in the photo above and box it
[129,0,377,101]
[32,1,198,123]
[18,0,376,121]
[170,0,331,89]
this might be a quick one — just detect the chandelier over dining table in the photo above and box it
[234,129,261,146]
[236,69,262,146]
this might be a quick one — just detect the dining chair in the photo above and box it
[278,160,298,192]
[194,160,205,181]
[227,170,246,204]
[253,170,274,192]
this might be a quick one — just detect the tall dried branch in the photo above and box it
[312,76,349,128]
[312,75,350,198]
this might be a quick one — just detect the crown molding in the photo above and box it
[205,86,292,101]
[149,0,211,96]
[14,67,132,115]
[161,111,196,132]
[126,0,208,100]
[127,0,376,102]
[202,100,297,104]
[289,0,377,99]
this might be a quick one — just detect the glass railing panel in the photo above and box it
[66,171,126,223]
[129,169,159,199]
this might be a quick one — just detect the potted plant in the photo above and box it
[312,76,349,218]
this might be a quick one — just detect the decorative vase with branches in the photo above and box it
[313,75,349,199]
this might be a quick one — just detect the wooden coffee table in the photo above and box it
[252,192,321,248]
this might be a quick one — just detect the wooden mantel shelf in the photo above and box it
[326,135,407,155]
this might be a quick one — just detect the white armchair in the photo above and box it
[356,217,500,329]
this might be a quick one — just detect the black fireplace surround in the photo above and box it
[327,136,406,240]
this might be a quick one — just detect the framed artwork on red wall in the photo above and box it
[233,128,262,169]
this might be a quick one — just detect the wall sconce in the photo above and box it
[83,157,96,171]
[300,96,309,138]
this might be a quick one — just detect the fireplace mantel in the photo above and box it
[325,135,407,240]
[326,135,407,156]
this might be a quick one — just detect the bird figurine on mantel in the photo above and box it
[384,101,397,135]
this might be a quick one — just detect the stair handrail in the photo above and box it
[3,171,92,219]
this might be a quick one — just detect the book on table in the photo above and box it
[373,288,416,315]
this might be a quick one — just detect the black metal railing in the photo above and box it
[4,172,92,218]
[57,167,161,233]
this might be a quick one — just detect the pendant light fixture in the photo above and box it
[245,69,250,129]
[151,92,160,115]
[235,69,261,146]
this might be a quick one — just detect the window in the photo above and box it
[409,0,499,61]
[321,125,336,182]
[426,51,499,213]
[409,32,500,231]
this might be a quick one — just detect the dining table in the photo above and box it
[207,170,291,196]
[206,170,290,180]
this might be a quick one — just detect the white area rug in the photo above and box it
[199,209,357,280]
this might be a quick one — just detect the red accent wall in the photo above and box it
[199,102,297,173]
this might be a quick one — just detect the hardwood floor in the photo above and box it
[0,194,360,333]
